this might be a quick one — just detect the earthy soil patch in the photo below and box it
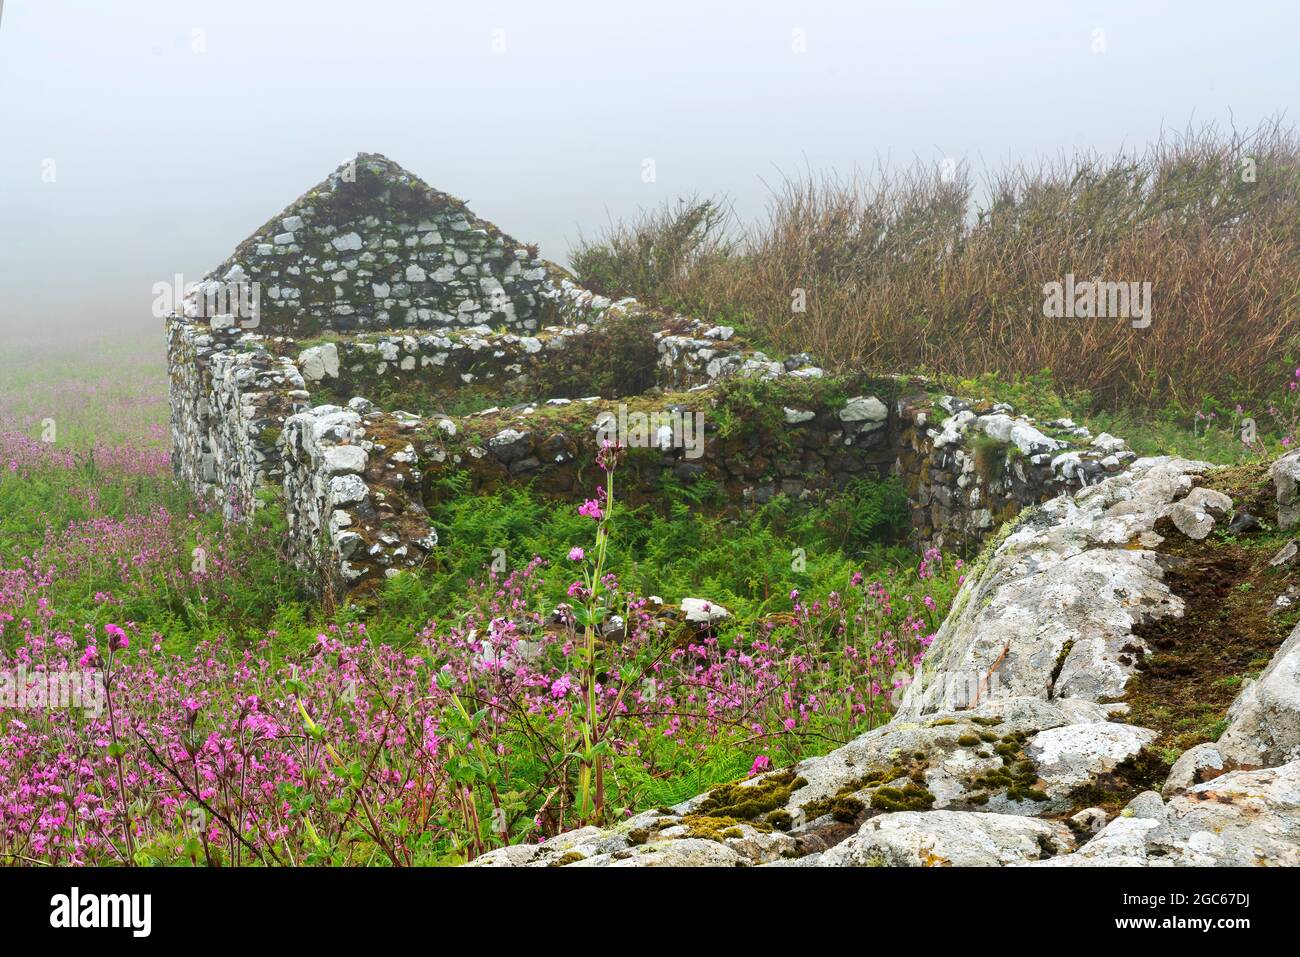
[1059,465,1297,813]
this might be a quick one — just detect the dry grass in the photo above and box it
[571,120,1300,414]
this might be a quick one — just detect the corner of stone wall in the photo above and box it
[895,393,1137,555]
[281,401,438,594]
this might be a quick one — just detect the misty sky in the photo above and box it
[1,0,1296,342]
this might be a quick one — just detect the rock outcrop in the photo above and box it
[1038,763,1300,866]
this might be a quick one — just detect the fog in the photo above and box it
[1,0,1295,344]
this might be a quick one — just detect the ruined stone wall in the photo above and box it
[168,320,312,518]
[896,396,1137,554]
[280,402,435,589]
[168,151,1133,595]
[171,295,1134,593]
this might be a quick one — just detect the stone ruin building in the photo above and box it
[167,153,1136,596]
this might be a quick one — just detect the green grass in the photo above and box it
[932,368,1289,466]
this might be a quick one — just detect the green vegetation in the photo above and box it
[411,470,916,623]
[572,122,1300,456]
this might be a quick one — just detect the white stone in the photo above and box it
[1026,722,1158,795]
[327,474,369,507]
[1214,619,1300,768]
[298,343,339,381]
[819,811,1075,867]
[1182,486,1233,520]
[333,531,363,559]
[321,444,367,476]
[1091,432,1127,454]
[1272,451,1300,529]
[838,396,888,425]
[977,414,1064,456]
[681,598,729,624]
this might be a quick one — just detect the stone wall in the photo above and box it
[194,153,577,339]
[895,395,1136,554]
[167,321,311,518]
[168,151,1134,595]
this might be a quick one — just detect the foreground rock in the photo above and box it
[816,810,1075,867]
[901,457,1212,711]
[1274,450,1300,530]
[1038,762,1300,866]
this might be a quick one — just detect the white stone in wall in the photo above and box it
[322,445,368,476]
[1091,432,1127,454]
[311,409,361,445]
[332,232,363,251]
[932,410,975,448]
[977,413,1064,456]
[299,343,340,381]
[839,396,888,426]
[328,474,369,507]
[1050,451,1085,482]
[334,531,363,559]
[681,598,729,623]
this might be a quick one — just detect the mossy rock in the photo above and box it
[694,769,807,821]
[870,781,936,813]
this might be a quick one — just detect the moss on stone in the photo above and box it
[765,809,794,831]
[962,727,1046,806]
[694,769,807,821]
[679,814,771,842]
[870,781,936,813]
